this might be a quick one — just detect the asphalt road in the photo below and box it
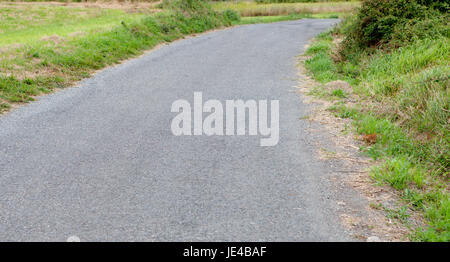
[0,19,355,241]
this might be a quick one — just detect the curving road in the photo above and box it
[0,19,357,241]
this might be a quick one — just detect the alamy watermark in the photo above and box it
[170,92,279,146]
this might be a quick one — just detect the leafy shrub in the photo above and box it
[223,9,241,22]
[350,0,430,47]
[339,0,448,60]
[416,0,450,13]
[390,14,450,47]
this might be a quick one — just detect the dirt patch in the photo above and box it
[40,35,64,44]
[324,80,352,93]
[296,54,413,242]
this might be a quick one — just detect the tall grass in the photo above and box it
[211,1,360,17]
[303,0,449,241]
[254,0,356,2]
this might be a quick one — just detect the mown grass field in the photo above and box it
[303,0,449,241]
[0,3,149,46]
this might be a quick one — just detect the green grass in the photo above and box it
[0,1,239,107]
[304,29,449,241]
[254,0,356,2]
[304,32,339,83]
[330,88,346,98]
[371,156,426,190]
[0,5,148,46]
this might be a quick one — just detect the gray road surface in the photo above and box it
[0,19,358,241]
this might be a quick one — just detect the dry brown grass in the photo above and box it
[212,1,360,17]
[296,53,413,242]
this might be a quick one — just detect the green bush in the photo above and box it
[223,9,241,23]
[339,0,448,59]
[416,0,450,13]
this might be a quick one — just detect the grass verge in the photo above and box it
[304,28,449,241]
[0,0,240,112]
